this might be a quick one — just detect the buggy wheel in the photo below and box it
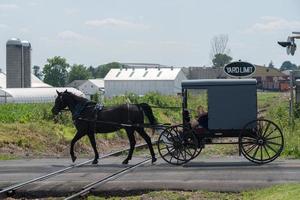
[158,124,199,165]
[239,119,284,164]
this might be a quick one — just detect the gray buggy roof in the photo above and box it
[182,79,257,88]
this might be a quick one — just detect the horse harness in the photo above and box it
[72,101,104,122]
[127,103,131,123]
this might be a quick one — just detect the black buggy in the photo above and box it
[157,79,284,165]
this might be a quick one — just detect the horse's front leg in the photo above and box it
[87,133,99,164]
[70,131,85,163]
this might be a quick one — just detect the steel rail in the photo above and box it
[64,158,152,200]
[0,143,151,196]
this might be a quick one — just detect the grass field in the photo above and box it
[87,183,300,200]
[0,91,299,159]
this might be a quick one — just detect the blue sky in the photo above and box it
[0,0,300,71]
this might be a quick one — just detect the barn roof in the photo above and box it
[0,72,6,88]
[86,79,104,88]
[253,65,288,77]
[31,75,52,87]
[0,72,51,88]
[67,80,87,88]
[104,68,182,81]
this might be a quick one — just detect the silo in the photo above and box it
[21,41,31,88]
[6,38,22,88]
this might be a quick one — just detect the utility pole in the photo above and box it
[278,32,300,124]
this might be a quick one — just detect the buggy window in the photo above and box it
[186,89,208,119]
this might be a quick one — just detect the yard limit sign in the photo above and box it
[224,61,256,77]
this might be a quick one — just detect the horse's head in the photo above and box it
[52,90,68,115]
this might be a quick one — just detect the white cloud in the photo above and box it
[159,41,198,47]
[28,2,38,7]
[0,24,8,29]
[246,16,300,33]
[56,30,102,47]
[124,40,200,50]
[57,30,85,40]
[85,18,149,29]
[20,27,30,33]
[0,4,18,11]
[64,8,79,15]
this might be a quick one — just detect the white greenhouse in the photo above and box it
[0,87,85,103]
[104,68,186,97]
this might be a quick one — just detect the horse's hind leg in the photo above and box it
[123,128,136,164]
[70,131,85,163]
[136,128,157,163]
[87,133,99,164]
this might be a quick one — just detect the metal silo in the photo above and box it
[6,38,22,88]
[21,40,31,88]
[6,38,32,88]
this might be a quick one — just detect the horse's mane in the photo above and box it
[64,91,88,102]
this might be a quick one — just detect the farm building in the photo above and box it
[0,72,6,88]
[77,79,104,100]
[104,68,186,97]
[66,80,87,89]
[0,87,84,103]
[0,72,51,88]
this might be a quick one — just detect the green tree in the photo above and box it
[212,53,232,68]
[95,62,121,78]
[210,34,232,67]
[88,66,96,78]
[280,61,298,71]
[68,64,92,83]
[42,56,69,87]
[33,65,42,79]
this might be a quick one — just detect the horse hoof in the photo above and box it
[122,160,129,164]
[71,156,77,163]
[92,160,98,165]
[152,157,157,163]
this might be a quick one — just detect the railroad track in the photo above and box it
[0,142,156,198]
[65,158,152,200]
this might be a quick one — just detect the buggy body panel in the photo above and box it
[181,79,257,131]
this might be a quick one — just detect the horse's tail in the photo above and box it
[139,103,164,135]
[139,103,157,125]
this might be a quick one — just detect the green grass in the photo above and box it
[243,183,300,200]
[0,91,299,159]
[0,154,18,160]
[257,92,281,109]
[87,191,240,200]
[87,183,300,200]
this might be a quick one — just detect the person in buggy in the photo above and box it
[191,105,208,129]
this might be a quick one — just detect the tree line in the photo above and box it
[34,56,121,87]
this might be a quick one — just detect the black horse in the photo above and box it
[51,90,157,165]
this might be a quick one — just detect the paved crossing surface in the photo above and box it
[0,156,299,198]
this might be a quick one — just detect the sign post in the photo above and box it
[290,72,294,124]
[224,61,256,78]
